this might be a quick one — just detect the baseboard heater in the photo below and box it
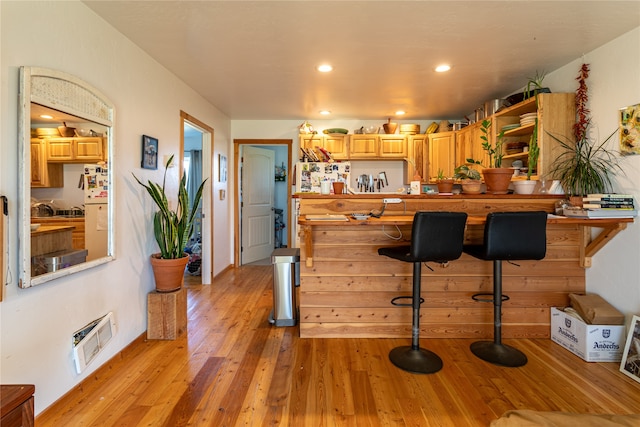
[72,312,116,374]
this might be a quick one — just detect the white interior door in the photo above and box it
[241,146,275,264]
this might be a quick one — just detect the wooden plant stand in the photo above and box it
[147,288,187,340]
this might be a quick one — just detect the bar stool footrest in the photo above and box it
[471,292,510,303]
[389,345,443,374]
[391,296,424,307]
[470,340,527,367]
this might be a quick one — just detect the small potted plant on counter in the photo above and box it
[435,169,454,194]
[133,154,207,292]
[454,158,483,194]
[479,119,512,194]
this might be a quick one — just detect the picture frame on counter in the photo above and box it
[141,135,158,170]
[620,315,640,384]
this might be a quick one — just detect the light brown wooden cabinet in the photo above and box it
[405,134,428,183]
[32,217,85,250]
[299,134,348,160]
[492,92,575,180]
[46,137,105,163]
[347,134,379,159]
[348,134,408,159]
[30,138,63,188]
[427,131,456,181]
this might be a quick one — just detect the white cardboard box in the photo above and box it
[550,307,626,362]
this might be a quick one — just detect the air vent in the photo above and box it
[72,312,116,374]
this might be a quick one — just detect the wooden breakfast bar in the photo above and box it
[295,194,633,339]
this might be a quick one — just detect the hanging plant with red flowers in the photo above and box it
[573,63,590,141]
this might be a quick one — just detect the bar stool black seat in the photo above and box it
[463,211,548,367]
[378,211,468,374]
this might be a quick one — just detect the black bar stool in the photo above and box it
[463,211,547,367]
[378,211,468,374]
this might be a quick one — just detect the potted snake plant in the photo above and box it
[134,154,207,292]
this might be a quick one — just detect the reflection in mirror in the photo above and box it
[19,67,115,288]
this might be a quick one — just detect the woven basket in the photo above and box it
[399,124,420,135]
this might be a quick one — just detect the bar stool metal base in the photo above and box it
[470,341,528,367]
[389,346,443,374]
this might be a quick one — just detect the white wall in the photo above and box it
[544,27,640,321]
[0,1,231,413]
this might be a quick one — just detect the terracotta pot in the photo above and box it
[513,180,537,194]
[482,168,513,195]
[332,181,345,194]
[150,253,189,292]
[461,179,482,194]
[436,179,454,194]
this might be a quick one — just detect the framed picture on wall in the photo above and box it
[620,315,640,384]
[219,154,227,182]
[141,135,158,170]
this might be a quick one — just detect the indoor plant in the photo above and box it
[435,169,454,194]
[134,154,207,292]
[453,158,483,194]
[479,119,512,194]
[523,70,549,100]
[547,63,622,201]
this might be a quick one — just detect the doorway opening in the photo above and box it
[181,111,214,284]
[234,139,292,266]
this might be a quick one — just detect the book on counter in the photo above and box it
[583,194,635,202]
[581,193,635,211]
[564,207,638,218]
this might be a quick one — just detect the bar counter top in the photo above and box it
[294,195,634,339]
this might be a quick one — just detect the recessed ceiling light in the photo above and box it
[395,111,406,116]
[435,64,451,73]
[317,64,333,73]
[319,110,331,115]
[40,114,54,119]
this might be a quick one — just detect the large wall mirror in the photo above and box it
[18,67,115,288]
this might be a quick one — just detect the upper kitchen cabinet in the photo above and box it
[455,121,489,173]
[349,134,408,159]
[46,137,106,163]
[378,135,408,158]
[299,134,348,160]
[30,138,63,188]
[493,92,575,179]
[427,131,456,181]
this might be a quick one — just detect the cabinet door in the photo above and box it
[378,135,407,158]
[323,135,348,160]
[30,140,46,187]
[299,135,323,161]
[348,135,378,158]
[31,139,63,188]
[406,135,427,183]
[47,138,74,161]
[428,132,456,180]
[75,137,103,161]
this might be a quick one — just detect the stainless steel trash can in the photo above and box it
[268,248,300,326]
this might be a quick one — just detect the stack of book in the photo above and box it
[564,194,637,218]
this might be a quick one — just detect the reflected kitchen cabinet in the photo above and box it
[46,137,105,163]
[30,138,63,188]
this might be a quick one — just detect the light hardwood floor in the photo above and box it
[37,264,640,426]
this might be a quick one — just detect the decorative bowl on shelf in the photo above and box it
[30,223,41,231]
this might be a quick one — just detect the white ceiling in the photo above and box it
[84,0,640,121]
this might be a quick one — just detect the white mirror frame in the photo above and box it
[18,66,116,288]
